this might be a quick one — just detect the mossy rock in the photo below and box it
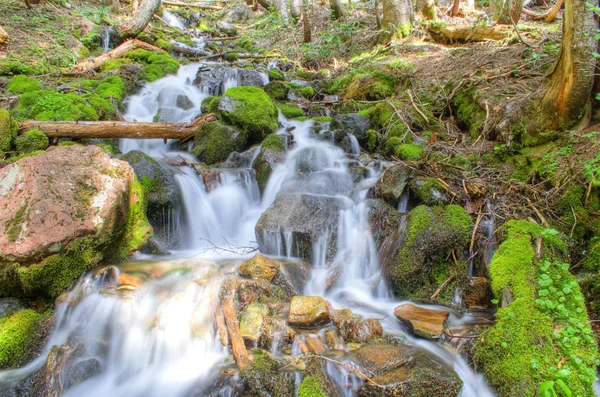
[473,220,599,397]
[395,144,423,161]
[453,87,485,139]
[276,102,304,118]
[219,87,278,142]
[298,377,326,397]
[201,96,221,114]
[124,49,180,82]
[360,102,410,141]
[264,81,290,101]
[288,83,315,99]
[0,309,43,369]
[0,110,18,154]
[192,121,248,164]
[12,90,115,122]
[343,74,395,101]
[6,75,42,95]
[95,76,125,102]
[154,39,174,52]
[390,205,472,303]
[268,68,285,81]
[242,349,296,396]
[14,130,49,154]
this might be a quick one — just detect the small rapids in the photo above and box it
[0,62,494,396]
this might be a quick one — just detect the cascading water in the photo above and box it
[0,62,494,396]
[162,11,186,30]
[101,26,114,53]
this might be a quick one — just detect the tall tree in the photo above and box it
[540,0,598,129]
[330,0,344,19]
[302,0,312,42]
[378,0,412,44]
[492,0,522,24]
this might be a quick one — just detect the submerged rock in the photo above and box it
[0,146,151,297]
[357,353,462,397]
[288,296,330,327]
[346,318,383,342]
[240,303,269,343]
[238,254,281,281]
[393,303,449,339]
[351,344,413,376]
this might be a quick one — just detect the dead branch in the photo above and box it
[221,278,249,369]
[71,39,164,74]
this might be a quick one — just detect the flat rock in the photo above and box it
[238,253,281,281]
[288,296,330,327]
[0,146,133,263]
[394,303,449,339]
[240,303,269,342]
[351,344,413,377]
[346,319,383,342]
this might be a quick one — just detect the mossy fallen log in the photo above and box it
[428,25,513,44]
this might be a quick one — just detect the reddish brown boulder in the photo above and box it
[0,146,133,263]
[394,303,449,339]
[346,318,383,342]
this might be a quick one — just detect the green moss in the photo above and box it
[101,59,131,72]
[14,130,49,154]
[0,59,35,76]
[392,205,472,302]
[97,143,119,156]
[269,68,284,81]
[95,76,125,102]
[154,39,174,52]
[6,75,42,94]
[84,94,117,120]
[105,179,153,262]
[8,150,45,163]
[360,102,410,141]
[0,309,43,369]
[298,377,326,397]
[366,129,377,151]
[262,133,285,152]
[4,202,28,243]
[12,90,101,121]
[242,349,295,395]
[192,121,247,164]
[124,50,179,82]
[453,87,485,139]
[395,143,423,160]
[201,96,220,114]
[264,81,290,101]
[235,36,253,51]
[57,141,77,147]
[474,220,598,397]
[223,52,239,62]
[311,116,332,122]
[0,109,18,154]
[221,87,278,142]
[288,83,315,99]
[411,177,445,205]
[276,102,304,118]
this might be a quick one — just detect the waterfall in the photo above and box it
[101,26,114,53]
[0,63,495,397]
[162,11,186,30]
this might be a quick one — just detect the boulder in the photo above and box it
[253,135,286,190]
[218,87,278,142]
[255,193,344,261]
[305,334,326,354]
[191,121,248,165]
[331,308,355,337]
[357,353,462,397]
[121,150,179,245]
[193,67,266,95]
[331,113,372,142]
[176,94,195,110]
[324,329,346,350]
[375,164,413,207]
[351,344,413,377]
[0,298,26,318]
[0,146,151,297]
[222,146,261,169]
[238,253,281,281]
[219,4,253,23]
[216,20,237,36]
[240,303,269,342]
[394,303,449,339]
[288,296,330,327]
[346,319,383,342]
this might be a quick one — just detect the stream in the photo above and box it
[0,62,495,396]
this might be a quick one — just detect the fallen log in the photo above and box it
[0,26,8,45]
[428,25,513,44]
[18,114,217,139]
[71,39,165,74]
[118,0,162,39]
[162,0,223,9]
[522,0,563,22]
[221,278,249,369]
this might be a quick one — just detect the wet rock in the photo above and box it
[242,349,296,396]
[41,342,101,396]
[192,121,248,165]
[463,276,493,309]
[121,150,179,244]
[117,272,144,288]
[222,146,260,168]
[288,296,330,327]
[0,146,150,297]
[331,113,372,142]
[305,358,343,397]
[394,303,449,339]
[240,303,269,343]
[318,129,357,154]
[176,94,195,110]
[305,334,326,354]
[255,193,343,261]
[63,358,101,391]
[293,146,330,173]
[0,298,26,318]
[357,353,462,397]
[253,146,285,191]
[193,67,266,95]
[351,344,413,376]
[191,163,222,192]
[238,254,281,281]
[274,260,311,295]
[324,329,346,350]
[374,164,413,207]
[219,4,253,23]
[330,308,355,336]
[218,87,278,142]
[346,319,383,342]
[216,20,237,36]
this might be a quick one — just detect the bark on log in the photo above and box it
[428,24,512,43]
[117,0,162,39]
[379,0,413,44]
[0,26,8,45]
[71,39,164,74]
[221,278,249,369]
[162,1,223,9]
[522,0,563,22]
[18,114,217,139]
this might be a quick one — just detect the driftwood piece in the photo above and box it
[428,25,512,44]
[221,278,249,369]
[71,39,165,74]
[18,114,217,139]
[162,0,223,9]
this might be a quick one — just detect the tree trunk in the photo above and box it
[302,0,312,42]
[116,0,162,40]
[132,0,139,12]
[291,0,302,18]
[256,0,273,10]
[374,0,382,28]
[540,0,598,130]
[379,0,412,44]
[18,114,217,139]
[273,0,290,18]
[416,0,436,20]
[329,0,344,19]
[493,0,522,24]
[71,39,164,74]
[450,0,460,16]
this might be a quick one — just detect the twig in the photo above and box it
[470,212,483,253]
[510,17,531,47]
[431,274,455,300]
[407,89,429,124]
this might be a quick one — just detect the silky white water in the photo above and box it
[0,63,494,396]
